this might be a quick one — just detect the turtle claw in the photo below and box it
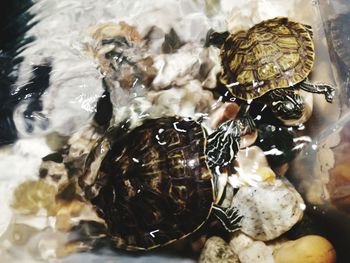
[300,80,335,103]
[325,86,336,103]
[213,204,242,232]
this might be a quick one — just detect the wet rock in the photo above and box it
[147,80,215,118]
[327,162,350,213]
[322,120,350,214]
[273,235,336,263]
[228,146,276,188]
[55,199,88,232]
[151,43,219,90]
[300,117,350,209]
[84,21,156,90]
[8,223,39,246]
[228,179,304,241]
[45,132,70,152]
[199,236,239,263]
[0,186,12,238]
[11,180,58,216]
[230,232,274,263]
[203,0,220,17]
[161,28,184,53]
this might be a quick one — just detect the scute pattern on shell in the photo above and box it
[80,117,214,250]
[220,17,315,100]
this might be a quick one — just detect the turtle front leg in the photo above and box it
[300,79,335,103]
[212,204,242,232]
[206,106,255,200]
[207,107,254,232]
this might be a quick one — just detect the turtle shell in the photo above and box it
[220,17,315,100]
[80,116,214,250]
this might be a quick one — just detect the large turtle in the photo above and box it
[78,114,255,251]
[207,17,335,121]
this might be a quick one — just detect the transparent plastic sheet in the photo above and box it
[288,1,350,262]
[319,0,350,109]
[0,0,347,262]
[319,1,350,217]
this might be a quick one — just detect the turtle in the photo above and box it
[206,17,335,122]
[78,114,255,251]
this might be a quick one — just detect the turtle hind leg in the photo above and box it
[300,80,335,103]
[212,204,242,232]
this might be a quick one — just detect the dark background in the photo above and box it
[0,0,51,145]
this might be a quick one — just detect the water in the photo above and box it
[0,0,347,262]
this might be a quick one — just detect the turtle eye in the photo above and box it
[284,101,294,111]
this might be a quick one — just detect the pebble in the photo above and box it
[273,235,336,263]
[11,180,58,216]
[229,146,276,188]
[8,223,39,246]
[199,236,239,263]
[229,232,274,263]
[228,179,305,241]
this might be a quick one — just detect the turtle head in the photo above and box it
[268,89,304,121]
[205,29,229,48]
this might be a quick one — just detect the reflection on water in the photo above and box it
[0,0,347,262]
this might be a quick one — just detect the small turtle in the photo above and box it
[207,17,335,122]
[78,114,255,251]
